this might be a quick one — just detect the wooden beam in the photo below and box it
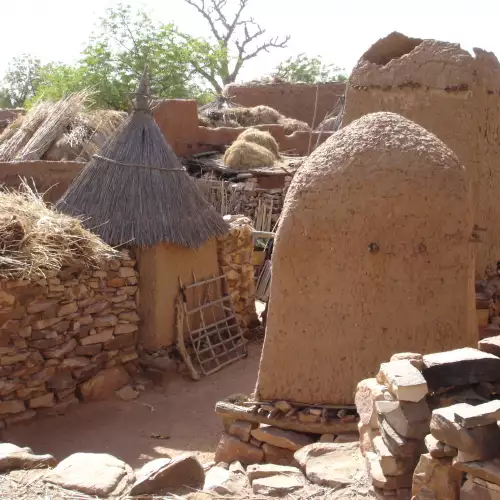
[215,401,358,435]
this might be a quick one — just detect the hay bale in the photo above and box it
[280,117,311,134]
[224,140,276,170]
[0,181,116,279]
[248,105,281,125]
[238,128,280,158]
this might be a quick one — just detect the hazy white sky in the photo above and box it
[2,0,499,81]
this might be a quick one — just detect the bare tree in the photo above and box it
[184,0,290,92]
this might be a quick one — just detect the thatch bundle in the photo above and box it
[238,128,280,158]
[281,117,311,134]
[57,74,228,248]
[0,180,115,279]
[223,140,276,170]
[0,96,126,162]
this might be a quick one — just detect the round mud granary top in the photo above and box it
[255,111,476,405]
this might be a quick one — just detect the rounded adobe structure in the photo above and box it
[343,32,500,275]
[255,112,476,405]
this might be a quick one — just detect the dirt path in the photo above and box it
[3,344,262,471]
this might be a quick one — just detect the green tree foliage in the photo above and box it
[1,54,42,107]
[272,53,347,84]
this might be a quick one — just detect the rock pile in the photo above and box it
[357,345,500,499]
[477,264,500,339]
[217,215,259,330]
[0,249,140,427]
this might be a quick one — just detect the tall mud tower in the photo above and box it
[343,32,500,275]
[255,112,476,405]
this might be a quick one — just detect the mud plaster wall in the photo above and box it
[255,112,476,406]
[225,82,346,128]
[342,32,500,276]
[152,99,332,156]
[0,161,84,203]
[136,239,222,351]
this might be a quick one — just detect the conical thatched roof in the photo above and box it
[56,74,228,248]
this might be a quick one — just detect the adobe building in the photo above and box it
[342,31,500,276]
[255,112,476,405]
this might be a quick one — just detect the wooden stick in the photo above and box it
[175,296,200,381]
[215,401,358,435]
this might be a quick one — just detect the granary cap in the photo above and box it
[56,72,227,248]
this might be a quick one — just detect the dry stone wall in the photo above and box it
[0,250,139,427]
[343,31,500,275]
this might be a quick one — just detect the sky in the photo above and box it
[1,0,500,83]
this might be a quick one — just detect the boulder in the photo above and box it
[130,455,204,496]
[0,443,56,472]
[294,442,360,488]
[214,433,264,465]
[79,366,130,402]
[45,452,134,497]
[262,443,295,465]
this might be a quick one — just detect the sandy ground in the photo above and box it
[3,344,262,471]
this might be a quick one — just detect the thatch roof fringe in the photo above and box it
[56,74,228,248]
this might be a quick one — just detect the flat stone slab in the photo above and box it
[294,442,360,488]
[204,465,249,495]
[453,459,500,487]
[424,434,457,459]
[378,417,424,459]
[454,400,500,428]
[372,436,411,476]
[431,404,500,461]
[214,433,264,465]
[355,378,390,429]
[246,463,303,484]
[0,443,56,473]
[365,451,413,490]
[422,348,500,391]
[252,475,303,496]
[251,425,314,451]
[478,336,500,357]
[45,452,134,497]
[377,360,428,402]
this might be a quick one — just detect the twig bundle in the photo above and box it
[16,91,90,161]
[0,179,116,279]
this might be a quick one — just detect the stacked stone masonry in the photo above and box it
[0,249,139,427]
[217,216,259,331]
[356,343,500,499]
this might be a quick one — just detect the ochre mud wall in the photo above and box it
[224,82,346,128]
[342,32,500,276]
[136,239,222,350]
[255,112,476,405]
[153,99,332,156]
[0,161,84,203]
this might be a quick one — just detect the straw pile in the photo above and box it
[199,104,312,134]
[224,140,276,170]
[0,96,126,162]
[238,128,280,158]
[0,180,115,279]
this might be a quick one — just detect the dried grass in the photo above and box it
[279,117,311,134]
[0,103,52,161]
[238,128,280,158]
[0,114,25,146]
[223,140,276,170]
[0,180,115,279]
[16,92,90,161]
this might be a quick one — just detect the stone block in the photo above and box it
[365,451,412,491]
[261,443,295,465]
[252,475,303,496]
[228,420,256,443]
[376,397,430,439]
[372,436,412,476]
[479,336,500,357]
[461,478,500,500]
[430,404,500,460]
[0,400,25,415]
[422,348,500,391]
[453,459,500,487]
[454,400,500,428]
[79,366,130,402]
[377,360,428,402]
[80,329,113,345]
[390,352,424,370]
[214,433,264,465]
[250,425,314,451]
[29,393,55,408]
[379,418,423,459]
[355,378,390,429]
[424,434,457,459]
[412,454,460,500]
